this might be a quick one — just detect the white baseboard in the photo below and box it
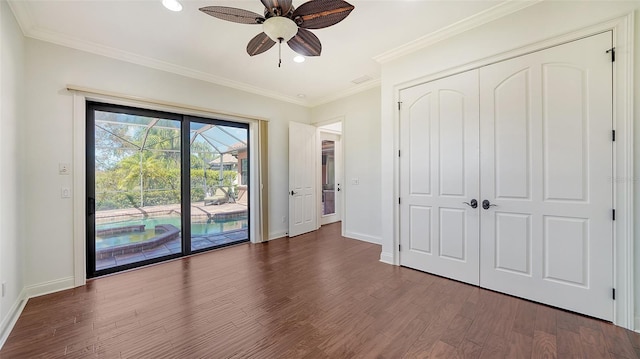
[635,315,639,333]
[0,288,28,349]
[24,276,75,298]
[268,231,288,241]
[344,231,381,245]
[379,251,394,265]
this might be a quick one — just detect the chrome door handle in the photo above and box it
[482,200,497,210]
[463,199,478,208]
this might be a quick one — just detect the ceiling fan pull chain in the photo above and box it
[278,38,283,68]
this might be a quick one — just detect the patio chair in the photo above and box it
[204,188,228,206]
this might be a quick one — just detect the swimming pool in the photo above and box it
[96,216,248,250]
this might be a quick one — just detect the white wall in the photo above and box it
[22,39,311,289]
[380,1,640,328]
[311,87,382,244]
[0,0,25,342]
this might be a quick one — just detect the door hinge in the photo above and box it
[398,197,401,205]
[612,130,616,141]
[398,101,402,110]
[399,244,401,251]
[606,47,615,62]
[398,150,401,157]
[612,288,616,300]
[612,209,616,221]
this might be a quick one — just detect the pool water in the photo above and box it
[96,216,248,250]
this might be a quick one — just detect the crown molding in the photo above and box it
[7,0,540,108]
[6,0,33,36]
[372,0,543,64]
[310,79,381,107]
[7,1,309,107]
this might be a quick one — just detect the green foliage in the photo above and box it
[94,117,240,209]
[95,157,238,209]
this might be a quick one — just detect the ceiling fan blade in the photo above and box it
[247,32,276,56]
[199,6,265,25]
[292,0,354,29]
[287,28,321,56]
[260,0,293,16]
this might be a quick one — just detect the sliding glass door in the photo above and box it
[87,103,250,278]
[189,120,249,253]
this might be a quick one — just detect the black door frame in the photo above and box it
[86,101,250,278]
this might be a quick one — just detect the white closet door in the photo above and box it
[479,32,613,320]
[399,70,480,286]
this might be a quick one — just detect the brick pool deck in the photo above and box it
[96,201,248,224]
[95,201,249,271]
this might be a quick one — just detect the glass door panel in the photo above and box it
[322,140,336,216]
[90,106,182,275]
[189,121,249,252]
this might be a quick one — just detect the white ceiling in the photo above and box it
[8,0,537,106]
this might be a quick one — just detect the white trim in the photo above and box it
[24,277,75,298]
[372,0,542,64]
[7,0,379,109]
[310,80,381,108]
[390,13,634,329]
[72,93,86,287]
[612,11,635,330]
[19,28,306,106]
[70,89,264,285]
[344,231,381,245]
[0,289,27,349]
[67,85,269,123]
[379,251,394,265]
[6,1,379,109]
[635,316,640,332]
[0,276,76,349]
[269,231,287,241]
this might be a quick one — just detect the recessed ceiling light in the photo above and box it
[162,0,182,12]
[293,56,305,63]
[297,94,306,98]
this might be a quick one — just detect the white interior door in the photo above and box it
[289,121,317,237]
[479,32,613,320]
[320,132,342,225]
[399,70,480,286]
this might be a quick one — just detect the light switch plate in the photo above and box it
[59,163,71,175]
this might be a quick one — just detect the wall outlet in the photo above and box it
[59,163,71,175]
[351,178,359,185]
[61,187,71,198]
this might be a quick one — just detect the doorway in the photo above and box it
[86,102,250,278]
[319,131,342,225]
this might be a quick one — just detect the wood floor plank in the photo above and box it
[600,321,638,359]
[1,223,639,358]
[532,330,557,359]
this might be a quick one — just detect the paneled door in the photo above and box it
[479,31,613,320]
[399,70,480,286]
[289,121,317,237]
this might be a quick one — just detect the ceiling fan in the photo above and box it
[199,0,355,67]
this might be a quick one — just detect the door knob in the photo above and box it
[482,199,497,210]
[290,190,297,196]
[463,199,478,208]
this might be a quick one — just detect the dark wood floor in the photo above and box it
[1,223,639,358]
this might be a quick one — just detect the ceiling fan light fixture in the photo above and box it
[293,55,305,63]
[162,0,182,12]
[262,16,298,42]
